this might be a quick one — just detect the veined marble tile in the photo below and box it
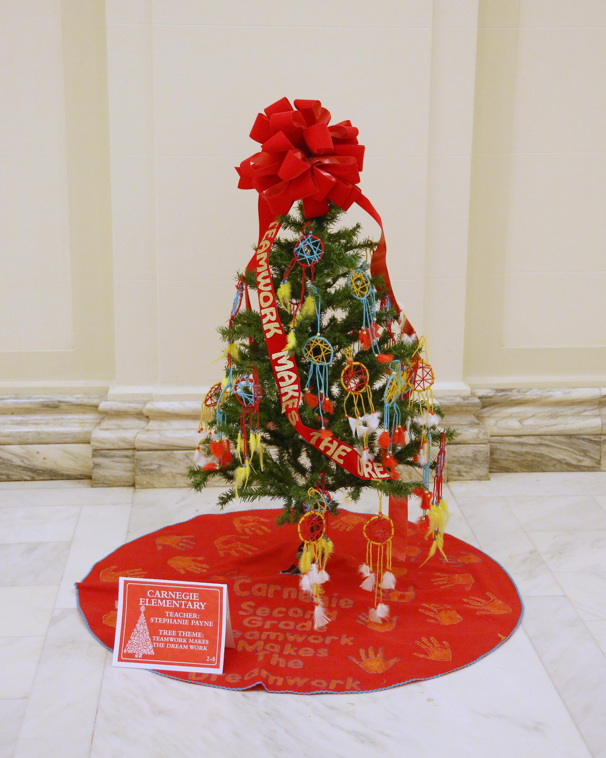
[0,486,133,506]
[13,610,107,758]
[56,505,132,607]
[523,596,606,758]
[596,496,606,514]
[554,572,606,621]
[92,449,135,487]
[0,699,27,758]
[584,621,606,656]
[0,480,93,490]
[0,444,92,481]
[0,636,44,698]
[489,436,601,473]
[0,542,69,586]
[475,388,602,437]
[530,532,606,573]
[507,495,606,532]
[0,586,57,637]
[135,450,192,488]
[0,506,80,543]
[456,497,563,596]
[447,443,490,481]
[449,472,606,498]
[90,627,590,758]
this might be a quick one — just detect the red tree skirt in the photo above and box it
[77,507,522,695]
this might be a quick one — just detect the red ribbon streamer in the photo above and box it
[237,98,417,479]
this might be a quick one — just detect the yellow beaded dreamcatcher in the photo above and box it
[340,347,380,459]
[298,487,335,630]
[359,491,396,623]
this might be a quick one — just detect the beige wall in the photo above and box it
[2,0,605,395]
[465,0,606,387]
[0,0,115,391]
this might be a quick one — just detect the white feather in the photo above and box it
[316,569,330,584]
[381,571,397,589]
[313,602,331,630]
[364,412,381,433]
[299,574,312,593]
[427,413,440,427]
[358,563,372,577]
[348,416,358,435]
[369,603,390,623]
[307,563,320,585]
[360,573,376,592]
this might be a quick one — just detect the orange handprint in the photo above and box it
[215,534,258,557]
[156,534,195,551]
[406,545,422,559]
[99,565,146,582]
[102,610,117,627]
[233,514,272,535]
[450,552,482,566]
[332,514,366,532]
[349,647,400,674]
[431,572,474,590]
[414,637,452,662]
[167,556,209,575]
[356,612,399,632]
[463,592,512,615]
[383,585,415,603]
[419,604,463,625]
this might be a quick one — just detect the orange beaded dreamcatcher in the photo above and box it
[359,492,396,623]
[298,487,335,630]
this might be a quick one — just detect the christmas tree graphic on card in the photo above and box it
[124,606,154,658]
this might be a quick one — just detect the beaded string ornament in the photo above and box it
[277,223,325,351]
[302,289,334,434]
[359,491,396,623]
[420,431,449,564]
[348,261,380,353]
[377,360,407,478]
[341,347,380,462]
[232,368,263,495]
[298,487,335,630]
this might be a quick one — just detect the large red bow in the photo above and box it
[236,97,366,218]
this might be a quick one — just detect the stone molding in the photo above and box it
[0,389,604,485]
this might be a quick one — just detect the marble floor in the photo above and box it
[1,473,606,758]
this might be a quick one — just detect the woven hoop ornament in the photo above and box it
[198,381,223,431]
[341,361,369,395]
[298,510,326,544]
[234,373,262,407]
[304,335,334,366]
[363,513,395,547]
[294,228,324,268]
[349,269,371,300]
[412,359,434,392]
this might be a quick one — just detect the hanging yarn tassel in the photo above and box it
[304,391,319,408]
[277,280,292,312]
[381,571,397,589]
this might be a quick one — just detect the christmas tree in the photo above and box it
[124,607,155,658]
[188,200,454,523]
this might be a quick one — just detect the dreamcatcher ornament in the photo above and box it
[359,492,396,623]
[302,289,334,434]
[298,488,335,630]
[348,262,380,353]
[340,347,380,462]
[276,223,324,351]
[421,431,449,564]
[232,369,263,496]
[376,360,407,478]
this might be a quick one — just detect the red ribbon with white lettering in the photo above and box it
[237,98,415,480]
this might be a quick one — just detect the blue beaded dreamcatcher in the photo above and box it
[303,289,334,432]
[277,224,325,348]
[348,262,379,354]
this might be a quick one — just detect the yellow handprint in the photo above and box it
[233,515,272,535]
[431,572,474,590]
[332,514,367,532]
[215,534,258,557]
